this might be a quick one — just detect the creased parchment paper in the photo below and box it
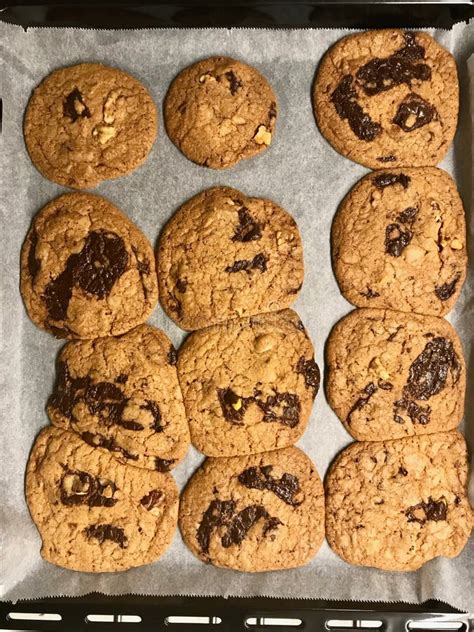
[0,21,473,609]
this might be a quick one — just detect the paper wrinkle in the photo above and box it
[0,22,473,610]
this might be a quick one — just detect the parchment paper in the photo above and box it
[1,21,473,610]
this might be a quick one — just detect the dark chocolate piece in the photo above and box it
[167,345,178,366]
[360,287,380,299]
[217,388,252,424]
[393,92,436,132]
[394,398,431,425]
[84,523,128,548]
[346,382,377,423]
[155,457,175,472]
[141,400,163,433]
[404,337,460,400]
[331,75,381,142]
[225,70,242,95]
[377,155,397,163]
[27,229,41,280]
[373,173,410,190]
[63,88,91,122]
[221,505,281,548]
[238,465,302,506]
[197,499,236,554]
[81,431,138,461]
[176,278,188,293]
[60,469,117,507]
[231,207,262,243]
[296,356,320,395]
[225,253,268,274]
[140,489,164,511]
[385,223,412,257]
[397,206,418,224]
[258,392,301,428]
[435,276,459,302]
[405,497,447,525]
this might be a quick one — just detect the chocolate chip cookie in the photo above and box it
[325,432,472,571]
[164,56,277,169]
[158,187,303,331]
[178,310,319,457]
[26,426,179,572]
[24,63,157,189]
[20,192,158,339]
[326,309,465,441]
[332,168,466,316]
[179,446,324,571]
[47,325,189,471]
[313,30,458,168]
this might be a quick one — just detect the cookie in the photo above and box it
[179,447,324,571]
[325,432,472,571]
[164,56,277,169]
[26,427,179,572]
[178,310,319,457]
[47,325,189,471]
[158,187,303,331]
[24,63,157,189]
[332,168,466,316]
[313,30,458,169]
[20,192,158,339]
[326,309,465,441]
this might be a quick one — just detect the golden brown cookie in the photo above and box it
[326,309,465,441]
[26,427,179,572]
[157,186,304,331]
[325,432,473,571]
[47,325,190,471]
[179,447,324,571]
[313,30,458,168]
[332,168,466,316]
[24,63,157,189]
[177,310,319,457]
[164,56,277,168]
[20,192,158,339]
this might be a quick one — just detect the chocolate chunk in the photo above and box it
[385,223,412,257]
[218,388,248,424]
[197,499,236,554]
[231,207,262,243]
[140,489,164,511]
[377,155,397,163]
[404,337,460,400]
[225,253,268,274]
[225,70,242,95]
[378,380,393,391]
[84,524,128,548]
[49,361,91,419]
[373,173,410,190]
[141,400,163,433]
[63,88,91,122]
[238,465,302,506]
[60,469,117,507]
[346,382,377,424]
[435,276,459,302]
[393,93,436,132]
[81,431,138,461]
[331,75,382,141]
[84,381,135,430]
[155,457,175,472]
[296,356,320,396]
[27,229,41,280]
[115,374,128,384]
[360,287,380,299]
[398,467,408,476]
[168,345,178,366]
[258,392,301,428]
[221,504,280,548]
[167,293,182,317]
[263,516,283,537]
[43,231,128,322]
[356,33,431,97]
[176,278,187,293]
[405,497,447,525]
[394,398,431,425]
[287,282,303,295]
[397,206,418,224]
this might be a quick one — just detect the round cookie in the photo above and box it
[177,309,319,457]
[20,192,158,339]
[164,56,277,169]
[325,432,472,571]
[47,325,190,471]
[313,30,458,168]
[26,426,179,572]
[326,309,465,441]
[24,63,157,189]
[158,187,303,331]
[332,167,466,316]
[179,447,324,572]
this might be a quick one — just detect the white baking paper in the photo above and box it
[0,21,473,610]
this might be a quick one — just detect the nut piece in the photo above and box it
[403,244,425,264]
[74,100,86,115]
[93,125,117,144]
[254,125,272,146]
[232,115,246,125]
[103,90,120,124]
[199,74,216,84]
[254,334,275,353]
[450,238,463,250]
[62,473,89,495]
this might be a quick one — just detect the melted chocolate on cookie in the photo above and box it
[63,88,91,122]
[331,75,382,141]
[346,382,377,423]
[296,356,320,395]
[393,92,436,132]
[84,523,128,548]
[231,207,262,242]
[60,468,117,507]
[238,465,302,506]
[404,337,460,400]
[225,253,268,273]
[405,497,447,524]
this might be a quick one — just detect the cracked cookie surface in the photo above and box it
[177,310,318,456]
[157,187,303,331]
[325,432,472,571]
[332,167,466,316]
[313,30,458,168]
[20,192,158,339]
[164,56,277,169]
[179,446,324,571]
[326,309,465,441]
[26,426,179,572]
[24,63,157,189]
[47,324,189,471]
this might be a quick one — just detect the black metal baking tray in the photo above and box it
[1,2,473,630]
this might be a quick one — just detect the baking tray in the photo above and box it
[1,1,473,630]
